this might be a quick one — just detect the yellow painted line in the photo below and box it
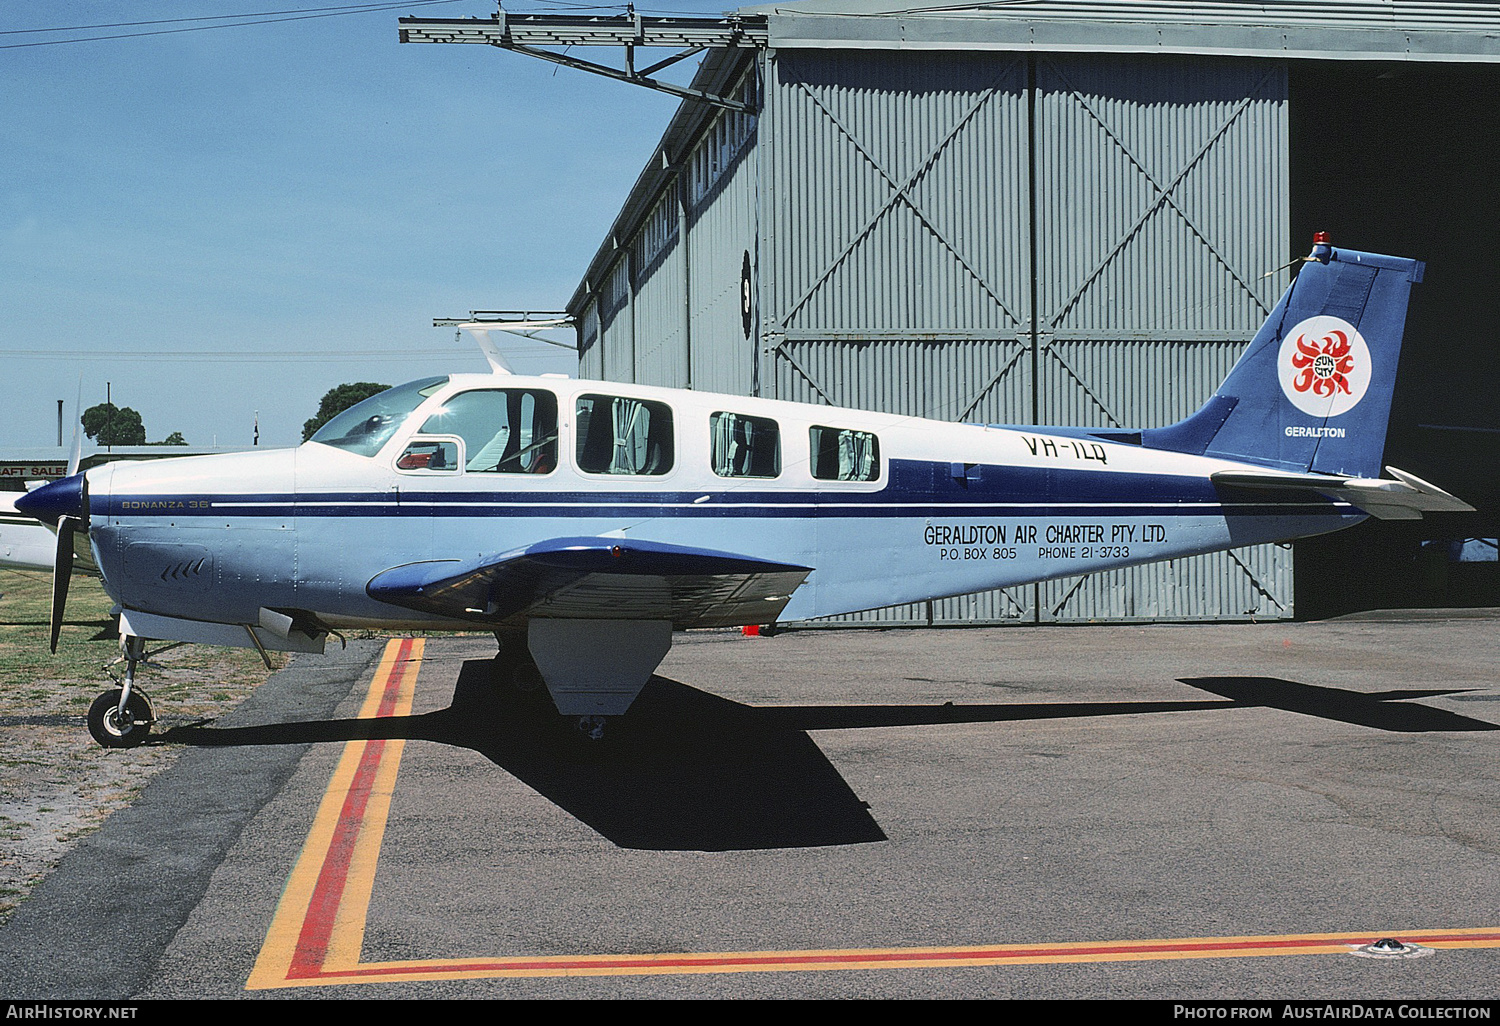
[246,637,1500,989]
[258,926,1500,987]
[247,637,423,991]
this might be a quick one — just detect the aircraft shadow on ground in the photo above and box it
[0,617,115,636]
[1179,676,1498,733]
[158,666,1495,850]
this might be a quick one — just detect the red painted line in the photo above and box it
[298,929,1500,980]
[287,638,414,979]
[257,635,1500,988]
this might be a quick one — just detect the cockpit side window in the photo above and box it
[396,438,460,473]
[420,389,558,474]
[576,395,674,475]
[309,377,448,457]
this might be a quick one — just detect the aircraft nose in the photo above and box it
[15,473,86,525]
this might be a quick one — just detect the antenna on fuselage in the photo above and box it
[433,311,576,375]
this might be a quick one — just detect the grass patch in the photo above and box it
[0,568,285,925]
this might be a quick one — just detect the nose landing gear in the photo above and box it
[87,687,154,748]
[87,635,156,748]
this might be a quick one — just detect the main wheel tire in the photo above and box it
[575,715,608,742]
[88,688,153,748]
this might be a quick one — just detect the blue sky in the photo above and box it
[1,1,729,448]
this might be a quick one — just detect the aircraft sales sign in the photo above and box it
[0,463,68,481]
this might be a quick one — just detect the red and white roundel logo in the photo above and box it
[1277,315,1371,418]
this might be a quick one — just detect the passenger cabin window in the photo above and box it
[710,412,780,478]
[810,425,880,482]
[419,389,558,474]
[576,395,674,475]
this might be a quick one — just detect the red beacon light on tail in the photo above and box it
[1311,230,1333,263]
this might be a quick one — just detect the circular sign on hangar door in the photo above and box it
[740,251,753,339]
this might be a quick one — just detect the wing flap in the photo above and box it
[367,537,811,629]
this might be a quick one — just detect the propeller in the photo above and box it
[17,473,89,653]
[50,515,76,653]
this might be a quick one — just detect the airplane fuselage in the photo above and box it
[80,373,1361,633]
[20,240,1462,744]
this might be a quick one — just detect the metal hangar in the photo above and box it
[402,2,1500,624]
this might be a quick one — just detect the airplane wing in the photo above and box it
[366,536,812,629]
[1211,465,1473,521]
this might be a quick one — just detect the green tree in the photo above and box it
[302,382,391,441]
[153,431,187,446]
[80,403,146,446]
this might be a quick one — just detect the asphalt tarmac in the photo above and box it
[2,615,1497,1000]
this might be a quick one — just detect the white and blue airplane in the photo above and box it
[18,235,1471,747]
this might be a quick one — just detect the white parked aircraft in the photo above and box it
[18,236,1471,747]
[1,407,86,572]
[0,490,60,572]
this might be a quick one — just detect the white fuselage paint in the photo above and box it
[81,373,1361,630]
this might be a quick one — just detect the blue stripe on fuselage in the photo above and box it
[100,459,1349,520]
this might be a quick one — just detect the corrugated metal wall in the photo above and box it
[583,74,761,394]
[632,193,688,387]
[1031,54,1290,622]
[601,258,635,383]
[686,87,760,397]
[759,48,1292,625]
[760,51,1039,625]
[762,50,1032,340]
[594,46,1293,625]
[578,298,602,379]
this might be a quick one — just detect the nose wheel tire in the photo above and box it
[88,688,154,749]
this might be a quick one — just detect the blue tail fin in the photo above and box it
[1143,237,1424,478]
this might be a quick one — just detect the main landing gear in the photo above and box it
[88,635,155,748]
[489,619,674,743]
[575,715,609,742]
[494,633,613,743]
[492,630,544,693]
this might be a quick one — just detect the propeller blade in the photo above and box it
[49,515,76,654]
[67,374,84,477]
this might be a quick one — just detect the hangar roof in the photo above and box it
[568,0,1500,315]
[750,1,1500,62]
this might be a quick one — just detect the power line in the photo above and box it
[0,0,469,50]
[0,348,493,363]
[0,2,458,35]
[0,1,722,40]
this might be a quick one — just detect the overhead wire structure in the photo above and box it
[0,1,472,49]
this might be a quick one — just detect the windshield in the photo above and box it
[308,377,448,456]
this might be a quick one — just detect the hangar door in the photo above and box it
[764,49,1293,623]
[764,49,1037,623]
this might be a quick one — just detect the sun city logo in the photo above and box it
[1277,315,1372,418]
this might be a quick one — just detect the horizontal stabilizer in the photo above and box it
[1211,465,1474,521]
[367,536,812,629]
